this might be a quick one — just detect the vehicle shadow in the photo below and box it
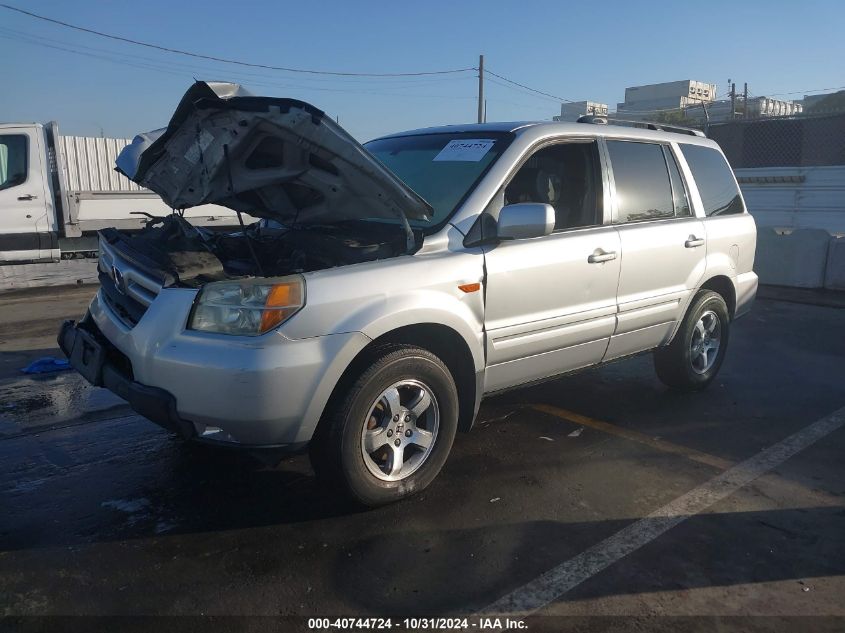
[0,412,365,552]
[327,505,845,615]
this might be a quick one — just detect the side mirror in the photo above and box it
[496,203,555,241]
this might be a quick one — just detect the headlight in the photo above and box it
[189,276,305,336]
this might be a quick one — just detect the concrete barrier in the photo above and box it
[0,259,99,292]
[754,228,831,288]
[825,236,845,291]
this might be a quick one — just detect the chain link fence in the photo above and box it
[706,111,845,168]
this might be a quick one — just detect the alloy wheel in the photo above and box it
[360,379,440,482]
[690,310,721,374]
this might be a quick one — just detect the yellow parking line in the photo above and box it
[531,403,843,507]
[532,403,734,470]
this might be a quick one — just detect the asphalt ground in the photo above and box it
[0,285,843,632]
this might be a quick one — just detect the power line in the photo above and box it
[0,3,476,77]
[763,85,845,97]
[0,25,474,87]
[485,76,562,104]
[0,30,478,100]
[485,68,575,103]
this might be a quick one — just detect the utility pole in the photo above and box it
[743,82,748,119]
[477,54,484,124]
[730,82,736,119]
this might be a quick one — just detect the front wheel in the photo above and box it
[310,345,458,507]
[654,290,730,391]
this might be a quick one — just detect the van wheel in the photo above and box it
[654,290,730,391]
[309,345,458,507]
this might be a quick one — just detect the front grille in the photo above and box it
[99,272,147,327]
[98,238,164,328]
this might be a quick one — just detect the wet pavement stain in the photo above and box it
[0,373,124,436]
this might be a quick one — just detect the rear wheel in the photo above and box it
[310,345,458,507]
[654,290,730,391]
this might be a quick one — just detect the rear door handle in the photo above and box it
[588,250,617,263]
[685,236,705,248]
[18,194,37,201]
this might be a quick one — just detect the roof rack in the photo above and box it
[576,115,706,138]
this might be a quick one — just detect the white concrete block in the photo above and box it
[824,236,845,290]
[754,228,831,288]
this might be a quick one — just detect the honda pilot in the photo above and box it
[59,82,758,506]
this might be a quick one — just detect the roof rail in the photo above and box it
[576,115,706,138]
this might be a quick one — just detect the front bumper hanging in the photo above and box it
[58,317,195,439]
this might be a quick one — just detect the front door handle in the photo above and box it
[588,250,617,263]
[685,236,705,248]
[18,194,38,201]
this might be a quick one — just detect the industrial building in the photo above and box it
[800,91,845,113]
[551,80,811,125]
[746,97,803,117]
[553,101,608,122]
[681,96,803,123]
[615,79,716,119]
[801,93,830,110]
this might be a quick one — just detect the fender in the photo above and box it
[351,291,485,371]
[282,252,487,439]
[282,250,485,364]
[293,330,374,444]
[292,292,485,443]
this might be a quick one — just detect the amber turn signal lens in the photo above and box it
[458,282,481,293]
[265,282,302,307]
[259,282,304,333]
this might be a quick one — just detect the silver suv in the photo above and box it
[59,82,757,506]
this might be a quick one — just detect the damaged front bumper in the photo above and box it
[59,317,196,440]
[58,289,370,455]
[58,316,311,460]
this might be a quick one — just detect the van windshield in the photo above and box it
[365,132,512,230]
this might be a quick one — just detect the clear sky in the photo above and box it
[1,0,843,141]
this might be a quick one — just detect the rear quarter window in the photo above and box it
[680,144,745,216]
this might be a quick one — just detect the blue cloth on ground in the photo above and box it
[21,357,71,374]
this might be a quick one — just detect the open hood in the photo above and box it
[116,81,432,227]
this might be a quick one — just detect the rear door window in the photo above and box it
[679,144,744,216]
[607,140,674,223]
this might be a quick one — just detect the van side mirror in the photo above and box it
[496,203,555,240]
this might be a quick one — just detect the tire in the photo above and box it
[309,345,459,507]
[654,290,730,391]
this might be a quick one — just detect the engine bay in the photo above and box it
[100,214,416,288]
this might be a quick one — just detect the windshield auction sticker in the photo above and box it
[433,139,496,162]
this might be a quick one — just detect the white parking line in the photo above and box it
[481,405,845,618]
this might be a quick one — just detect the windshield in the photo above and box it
[365,132,512,229]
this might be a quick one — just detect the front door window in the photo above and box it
[505,141,602,231]
[0,135,28,191]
